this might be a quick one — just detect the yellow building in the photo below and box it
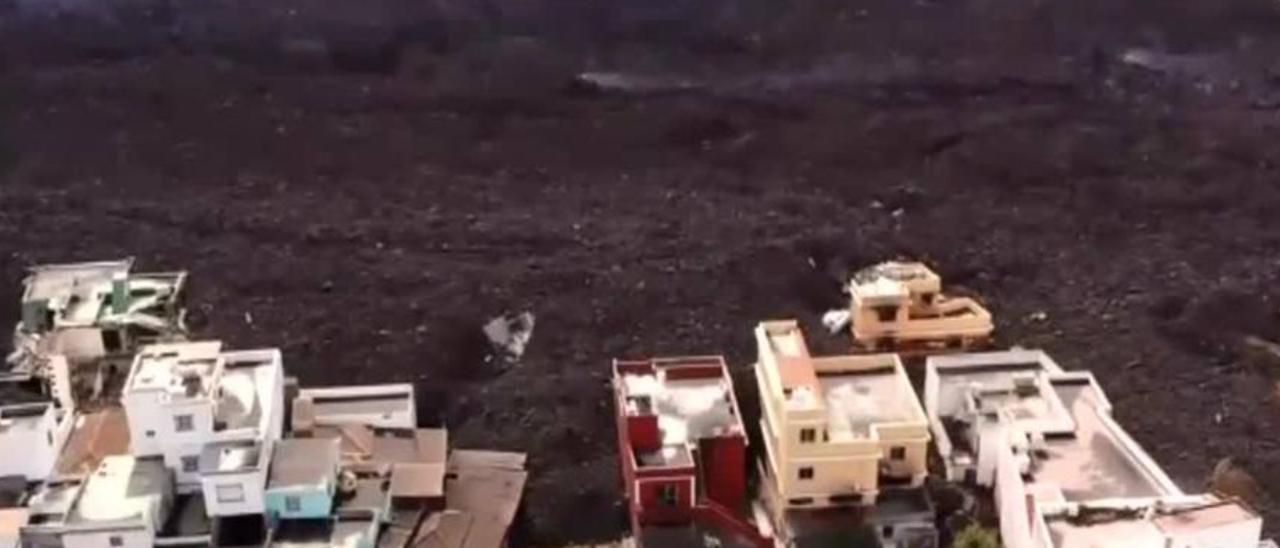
[848,261,992,351]
[754,320,929,509]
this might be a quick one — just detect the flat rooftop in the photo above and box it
[295,384,416,430]
[67,456,169,527]
[927,350,1175,501]
[269,438,339,490]
[199,439,267,475]
[126,341,224,399]
[1046,500,1260,547]
[22,260,132,304]
[1029,383,1163,501]
[0,402,53,435]
[617,357,743,447]
[814,357,923,440]
[0,379,51,406]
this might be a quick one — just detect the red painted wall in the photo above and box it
[636,476,694,525]
[698,434,747,510]
[626,414,660,453]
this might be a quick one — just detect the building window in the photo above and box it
[145,430,155,438]
[174,414,194,432]
[882,525,895,539]
[216,484,244,503]
[874,305,897,323]
[799,428,816,444]
[102,330,122,353]
[799,467,814,480]
[657,484,678,507]
[181,455,199,473]
[890,446,906,460]
[47,431,53,446]
[108,536,123,547]
[285,496,301,512]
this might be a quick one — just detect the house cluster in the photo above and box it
[611,262,1278,548]
[0,260,526,548]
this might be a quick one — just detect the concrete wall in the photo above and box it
[1168,516,1263,548]
[51,328,106,362]
[122,389,165,456]
[265,484,335,520]
[995,439,1034,548]
[63,528,151,548]
[0,404,70,480]
[201,468,268,516]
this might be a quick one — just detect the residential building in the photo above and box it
[754,320,929,509]
[20,456,174,548]
[0,379,74,481]
[925,349,1272,548]
[410,450,529,548]
[611,355,768,547]
[301,425,448,505]
[291,384,417,431]
[847,262,992,351]
[9,259,187,374]
[121,341,284,487]
[199,440,272,517]
[0,477,29,548]
[265,438,341,521]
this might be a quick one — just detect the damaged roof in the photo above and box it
[410,450,527,548]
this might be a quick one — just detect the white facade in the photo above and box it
[293,384,416,430]
[62,526,151,548]
[0,401,73,481]
[925,350,1269,548]
[122,342,284,488]
[199,440,271,516]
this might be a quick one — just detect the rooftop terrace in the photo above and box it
[615,356,743,449]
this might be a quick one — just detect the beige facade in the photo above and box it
[848,261,992,350]
[754,320,929,508]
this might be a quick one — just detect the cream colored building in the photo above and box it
[848,261,992,350]
[754,320,929,509]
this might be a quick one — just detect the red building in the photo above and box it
[611,356,768,547]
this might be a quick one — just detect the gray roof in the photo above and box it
[268,438,340,490]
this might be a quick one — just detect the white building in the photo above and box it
[925,350,1271,548]
[20,457,173,548]
[291,384,417,431]
[11,259,187,371]
[122,341,284,488]
[198,439,271,517]
[0,382,74,481]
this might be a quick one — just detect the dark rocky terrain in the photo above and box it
[5,0,1280,544]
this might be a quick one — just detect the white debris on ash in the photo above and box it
[822,309,851,334]
[483,311,536,366]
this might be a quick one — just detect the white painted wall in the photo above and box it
[200,468,268,516]
[62,528,151,548]
[50,328,106,362]
[122,390,165,456]
[995,443,1034,548]
[1168,516,1263,548]
[0,404,71,480]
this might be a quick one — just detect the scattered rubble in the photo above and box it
[820,309,850,334]
[483,311,535,366]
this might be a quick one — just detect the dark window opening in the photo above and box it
[874,305,898,323]
[102,330,122,353]
[108,536,123,547]
[890,446,906,460]
[799,467,814,480]
[800,428,816,443]
[658,484,678,507]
